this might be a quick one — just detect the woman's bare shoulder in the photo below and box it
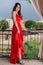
[12,11,16,15]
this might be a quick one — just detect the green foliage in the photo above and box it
[25,20,36,29]
[25,20,43,29]
[0,19,9,30]
[23,38,40,59]
[36,22,43,29]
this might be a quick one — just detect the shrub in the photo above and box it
[23,38,40,59]
[36,22,43,29]
[25,20,36,29]
[25,20,43,29]
[0,19,9,30]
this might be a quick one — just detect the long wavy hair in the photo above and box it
[12,2,22,19]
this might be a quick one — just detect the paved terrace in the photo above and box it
[0,58,43,65]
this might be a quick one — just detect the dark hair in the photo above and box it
[13,2,21,16]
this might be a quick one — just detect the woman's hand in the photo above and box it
[18,29,20,33]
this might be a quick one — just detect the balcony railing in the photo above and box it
[0,29,43,59]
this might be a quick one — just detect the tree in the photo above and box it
[0,19,9,30]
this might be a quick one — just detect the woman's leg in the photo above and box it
[19,48,21,59]
[17,48,22,62]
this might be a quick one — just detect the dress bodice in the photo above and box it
[12,13,23,32]
[16,14,22,23]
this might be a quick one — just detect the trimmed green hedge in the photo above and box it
[25,20,43,29]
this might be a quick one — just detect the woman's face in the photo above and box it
[16,5,20,12]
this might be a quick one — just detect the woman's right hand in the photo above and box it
[18,29,20,34]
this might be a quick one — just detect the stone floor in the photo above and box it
[0,58,43,65]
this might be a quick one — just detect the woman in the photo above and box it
[9,2,27,64]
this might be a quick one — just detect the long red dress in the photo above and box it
[9,14,24,64]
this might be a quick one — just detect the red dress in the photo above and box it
[9,14,24,64]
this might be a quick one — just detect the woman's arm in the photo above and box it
[12,11,20,33]
[21,19,28,23]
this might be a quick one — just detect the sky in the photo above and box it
[0,0,40,21]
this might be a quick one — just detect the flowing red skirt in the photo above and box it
[9,25,24,64]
